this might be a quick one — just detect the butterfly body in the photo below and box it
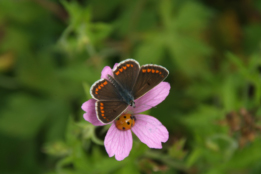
[107,74,135,107]
[90,59,169,124]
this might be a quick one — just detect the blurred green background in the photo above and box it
[1,0,261,173]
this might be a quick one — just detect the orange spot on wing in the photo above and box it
[100,103,104,106]
[152,69,155,73]
[98,86,101,89]
[119,68,123,72]
[115,71,120,75]
[147,69,151,72]
[159,72,162,74]
[127,64,130,67]
[102,114,105,117]
[95,88,98,91]
[101,110,104,113]
[131,64,133,67]
[103,81,107,85]
[100,84,104,87]
[156,70,159,73]
[100,107,104,110]
[142,69,146,73]
[123,66,127,70]
[95,92,98,94]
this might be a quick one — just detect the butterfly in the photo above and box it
[90,59,169,124]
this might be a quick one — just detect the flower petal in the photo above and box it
[101,66,113,80]
[104,123,133,161]
[113,63,118,70]
[128,82,171,113]
[81,99,105,126]
[132,114,168,148]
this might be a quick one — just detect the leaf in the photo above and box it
[222,74,239,112]
[0,94,52,138]
[160,0,213,77]
[168,138,187,159]
[226,52,254,82]
[135,33,165,64]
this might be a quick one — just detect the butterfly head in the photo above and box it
[130,100,135,108]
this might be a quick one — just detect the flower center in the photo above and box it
[115,114,136,131]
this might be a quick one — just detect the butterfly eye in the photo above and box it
[130,101,135,108]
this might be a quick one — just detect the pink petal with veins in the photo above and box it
[82,99,105,126]
[128,82,170,114]
[104,123,133,161]
[101,66,113,80]
[132,114,169,148]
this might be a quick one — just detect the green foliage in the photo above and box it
[1,0,261,174]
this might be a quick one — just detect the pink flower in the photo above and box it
[81,63,170,161]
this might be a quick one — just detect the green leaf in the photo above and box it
[168,138,187,159]
[135,33,165,64]
[0,94,52,138]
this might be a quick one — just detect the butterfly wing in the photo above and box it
[112,59,140,93]
[90,78,122,101]
[90,78,128,123]
[96,101,128,123]
[132,64,169,99]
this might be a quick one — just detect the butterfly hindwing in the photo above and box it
[90,78,122,101]
[132,64,169,99]
[96,101,128,124]
[112,59,140,93]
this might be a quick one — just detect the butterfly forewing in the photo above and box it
[132,65,169,99]
[90,79,122,101]
[96,101,128,123]
[113,59,140,93]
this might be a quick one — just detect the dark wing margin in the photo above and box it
[90,78,122,101]
[112,59,140,93]
[96,101,128,124]
[132,64,169,99]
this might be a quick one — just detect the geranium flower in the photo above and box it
[81,63,170,161]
